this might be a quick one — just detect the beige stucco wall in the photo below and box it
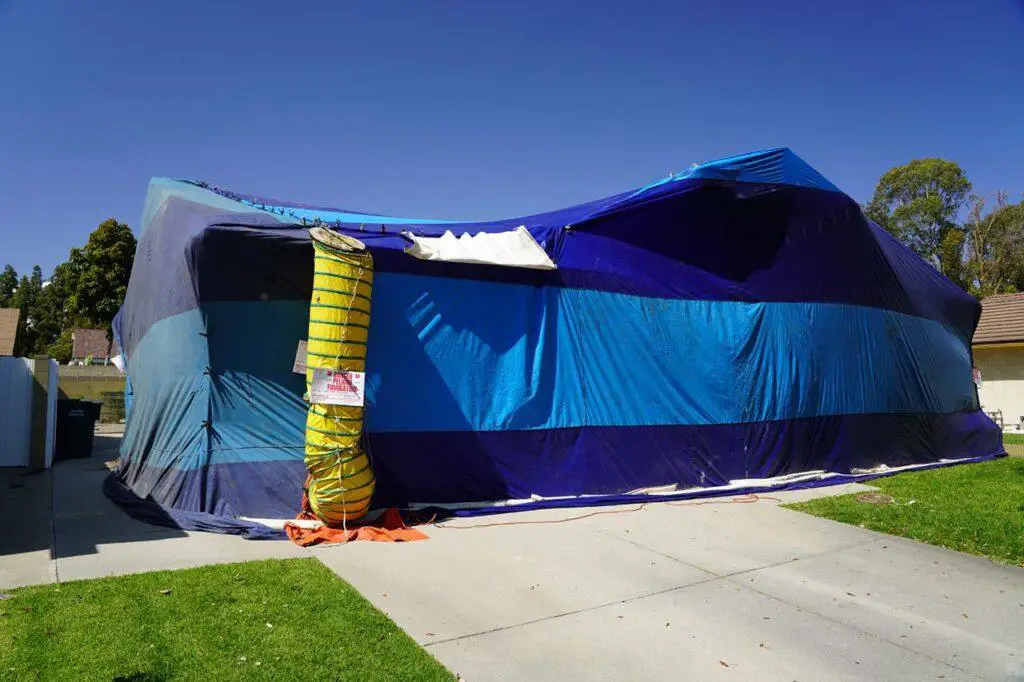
[974,346,1024,429]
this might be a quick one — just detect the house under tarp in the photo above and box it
[110,148,1004,537]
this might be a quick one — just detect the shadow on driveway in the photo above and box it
[1,433,187,563]
[51,433,187,561]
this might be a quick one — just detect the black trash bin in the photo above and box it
[55,399,102,461]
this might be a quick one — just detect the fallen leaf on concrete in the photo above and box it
[962,613,968,619]
[665,622,670,627]
[719,660,729,667]
[425,632,436,636]
[846,592,855,597]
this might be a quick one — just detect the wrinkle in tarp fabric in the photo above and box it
[109,148,1004,536]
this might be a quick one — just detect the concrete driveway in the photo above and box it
[0,434,306,589]
[3,434,1023,680]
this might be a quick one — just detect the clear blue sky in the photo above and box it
[1,1,1022,276]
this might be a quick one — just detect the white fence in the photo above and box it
[0,357,57,468]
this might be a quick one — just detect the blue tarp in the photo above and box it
[110,148,1004,535]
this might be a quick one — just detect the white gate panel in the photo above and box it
[0,357,32,467]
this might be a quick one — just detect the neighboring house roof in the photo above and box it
[0,308,19,356]
[72,328,116,359]
[974,293,1024,346]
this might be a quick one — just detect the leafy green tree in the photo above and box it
[47,328,74,364]
[68,219,136,333]
[0,264,17,307]
[966,192,1024,297]
[865,159,972,281]
[31,259,83,360]
[12,266,44,355]
[0,220,134,358]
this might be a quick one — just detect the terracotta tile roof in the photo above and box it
[72,328,115,359]
[0,308,19,356]
[973,293,1024,345]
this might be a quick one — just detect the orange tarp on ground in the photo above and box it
[284,487,428,546]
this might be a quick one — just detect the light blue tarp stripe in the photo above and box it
[367,273,972,432]
[124,276,973,469]
[139,178,283,236]
[626,147,842,200]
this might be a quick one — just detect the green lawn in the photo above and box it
[787,457,1024,566]
[0,558,453,681]
[1003,432,1024,445]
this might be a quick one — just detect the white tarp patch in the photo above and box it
[403,226,557,270]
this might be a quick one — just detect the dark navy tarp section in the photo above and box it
[112,148,1003,534]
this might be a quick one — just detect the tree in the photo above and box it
[32,258,83,361]
[965,192,1024,297]
[47,328,74,365]
[68,219,136,333]
[865,159,972,281]
[0,219,135,359]
[0,264,17,306]
[12,266,44,355]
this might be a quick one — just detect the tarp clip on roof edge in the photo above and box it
[401,226,557,270]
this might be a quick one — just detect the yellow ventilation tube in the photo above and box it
[304,227,375,524]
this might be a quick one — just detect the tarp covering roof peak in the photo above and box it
[140,147,842,238]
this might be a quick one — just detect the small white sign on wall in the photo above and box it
[309,368,365,406]
[293,340,308,375]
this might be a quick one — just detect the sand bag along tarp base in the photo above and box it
[304,228,376,525]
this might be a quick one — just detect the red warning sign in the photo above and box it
[310,368,365,406]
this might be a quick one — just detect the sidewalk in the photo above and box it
[0,434,304,589]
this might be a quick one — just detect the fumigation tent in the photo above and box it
[110,148,1004,536]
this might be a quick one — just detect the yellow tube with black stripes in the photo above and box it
[304,227,375,524]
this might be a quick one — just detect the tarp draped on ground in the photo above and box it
[111,148,1003,535]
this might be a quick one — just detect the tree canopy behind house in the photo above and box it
[1,218,136,360]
